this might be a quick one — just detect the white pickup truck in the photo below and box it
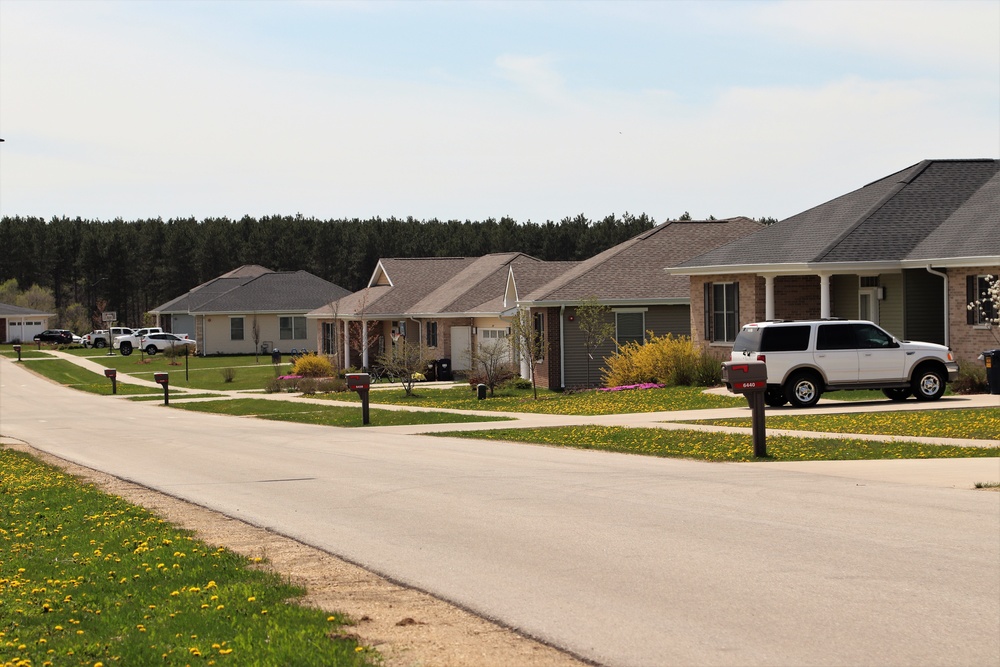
[83,327,134,349]
[113,327,189,356]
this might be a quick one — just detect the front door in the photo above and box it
[450,326,472,370]
[859,288,878,322]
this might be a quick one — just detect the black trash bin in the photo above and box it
[271,349,281,365]
[437,358,452,381]
[425,360,438,382]
[984,349,1000,395]
[477,383,487,400]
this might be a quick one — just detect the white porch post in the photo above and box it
[361,320,369,369]
[819,273,831,319]
[764,275,775,321]
[342,321,349,370]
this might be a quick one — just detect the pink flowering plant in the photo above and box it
[967,274,1000,343]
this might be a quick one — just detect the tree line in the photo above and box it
[0,213,662,329]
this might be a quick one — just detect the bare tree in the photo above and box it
[575,297,616,387]
[345,289,382,370]
[472,337,517,397]
[375,335,426,397]
[509,308,546,400]
[251,312,261,363]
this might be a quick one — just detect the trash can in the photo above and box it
[271,349,281,365]
[437,358,452,381]
[984,349,1000,395]
[477,383,487,400]
[425,360,438,382]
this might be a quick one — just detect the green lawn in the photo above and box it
[435,425,1000,462]
[0,448,374,666]
[15,358,160,396]
[170,398,513,427]
[326,385,745,415]
[76,353,296,391]
[683,407,1000,440]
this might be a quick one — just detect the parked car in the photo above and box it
[730,319,960,408]
[84,327,135,349]
[117,332,194,356]
[71,333,84,344]
[33,329,75,344]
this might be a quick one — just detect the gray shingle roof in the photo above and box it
[522,217,763,303]
[676,159,1000,271]
[151,266,350,314]
[0,302,53,317]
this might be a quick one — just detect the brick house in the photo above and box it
[668,159,1000,366]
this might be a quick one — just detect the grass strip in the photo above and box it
[682,407,1000,440]
[433,425,1000,461]
[129,393,226,402]
[16,358,160,396]
[323,385,745,415]
[170,398,512,427]
[0,448,374,666]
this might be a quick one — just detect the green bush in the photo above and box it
[292,353,334,378]
[297,377,318,395]
[952,366,988,394]
[602,333,722,387]
[263,377,283,393]
[221,367,237,383]
[317,377,347,393]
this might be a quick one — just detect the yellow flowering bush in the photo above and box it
[291,353,334,378]
[602,333,720,387]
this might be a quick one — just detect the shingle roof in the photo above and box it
[0,302,53,317]
[676,159,1000,271]
[151,266,350,314]
[521,217,763,303]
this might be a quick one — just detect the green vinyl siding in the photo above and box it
[903,269,944,344]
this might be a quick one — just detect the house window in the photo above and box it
[533,312,545,360]
[426,321,438,348]
[704,282,739,343]
[615,311,645,345]
[279,316,307,340]
[968,275,998,326]
[230,317,244,341]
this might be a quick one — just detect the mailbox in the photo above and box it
[104,369,117,379]
[721,360,768,394]
[13,344,21,353]
[346,373,370,391]
[154,372,169,385]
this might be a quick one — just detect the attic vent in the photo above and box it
[860,276,880,288]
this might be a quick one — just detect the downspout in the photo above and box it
[925,266,949,347]
[559,305,566,390]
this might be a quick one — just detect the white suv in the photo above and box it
[730,319,959,408]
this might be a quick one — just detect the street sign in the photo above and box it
[102,311,117,322]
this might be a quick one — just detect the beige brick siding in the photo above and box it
[948,266,1000,365]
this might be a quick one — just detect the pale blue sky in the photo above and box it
[1,0,997,223]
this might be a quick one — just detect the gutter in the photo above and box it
[925,266,949,347]
[559,305,566,390]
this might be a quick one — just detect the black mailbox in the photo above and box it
[153,372,170,405]
[13,344,21,361]
[721,360,768,394]
[154,372,168,385]
[721,359,768,457]
[346,373,370,391]
[104,369,117,379]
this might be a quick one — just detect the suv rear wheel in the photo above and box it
[145,345,158,356]
[882,388,911,401]
[119,342,133,356]
[785,371,822,408]
[94,339,106,349]
[912,366,946,401]
[764,386,787,407]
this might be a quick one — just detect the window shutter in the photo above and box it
[733,281,740,330]
[967,275,976,324]
[703,282,712,340]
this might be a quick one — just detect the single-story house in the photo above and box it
[512,217,764,388]
[668,158,1000,365]
[0,303,53,343]
[150,265,350,355]
[307,253,576,373]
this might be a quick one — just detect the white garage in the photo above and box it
[0,303,53,343]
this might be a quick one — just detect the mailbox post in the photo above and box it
[13,344,21,362]
[346,373,371,425]
[154,372,169,405]
[721,360,769,457]
[104,368,118,394]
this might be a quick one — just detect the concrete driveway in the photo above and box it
[2,357,998,666]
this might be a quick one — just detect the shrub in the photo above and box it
[317,377,347,393]
[220,367,237,383]
[263,377,283,394]
[602,333,721,387]
[297,377,318,395]
[952,366,988,394]
[501,376,532,390]
[292,353,334,378]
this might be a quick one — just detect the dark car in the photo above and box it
[33,329,75,344]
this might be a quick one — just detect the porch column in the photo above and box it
[764,275,775,321]
[819,273,831,319]
[361,320,369,369]
[342,321,349,370]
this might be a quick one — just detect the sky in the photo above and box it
[1,0,998,224]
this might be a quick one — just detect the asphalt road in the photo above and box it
[2,359,998,666]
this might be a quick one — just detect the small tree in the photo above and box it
[509,308,546,400]
[375,336,425,396]
[472,338,517,397]
[251,313,261,363]
[575,297,615,388]
[968,274,1000,343]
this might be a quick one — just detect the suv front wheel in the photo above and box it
[912,366,946,401]
[785,371,822,408]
